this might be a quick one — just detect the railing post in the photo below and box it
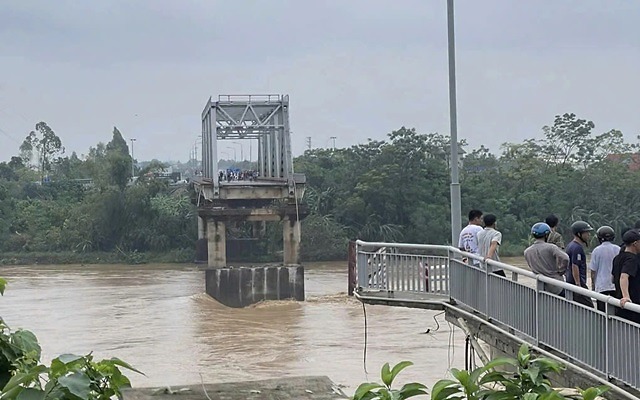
[348,241,356,296]
[484,259,490,317]
[447,249,453,297]
[356,243,368,292]
[605,300,612,380]
[535,277,543,347]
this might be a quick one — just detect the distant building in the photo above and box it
[606,153,640,171]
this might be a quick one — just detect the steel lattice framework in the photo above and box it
[201,94,294,195]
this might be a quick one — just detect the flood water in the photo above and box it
[0,261,473,392]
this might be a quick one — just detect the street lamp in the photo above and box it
[447,0,462,245]
[191,137,202,163]
[232,141,244,161]
[226,146,237,161]
[130,138,137,178]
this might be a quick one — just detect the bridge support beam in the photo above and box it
[283,216,301,266]
[206,219,226,268]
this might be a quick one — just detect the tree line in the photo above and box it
[1,114,639,263]
[0,123,196,262]
[296,113,640,259]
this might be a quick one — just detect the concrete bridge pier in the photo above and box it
[283,216,301,265]
[197,209,307,307]
[195,217,208,263]
[206,219,226,268]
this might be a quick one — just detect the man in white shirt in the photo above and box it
[589,225,620,312]
[458,209,483,265]
[477,214,505,276]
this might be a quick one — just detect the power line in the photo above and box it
[0,125,21,145]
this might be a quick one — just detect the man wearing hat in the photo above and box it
[612,229,640,323]
[566,221,595,307]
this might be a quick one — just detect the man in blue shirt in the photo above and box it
[566,221,594,308]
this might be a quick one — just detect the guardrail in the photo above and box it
[354,240,640,391]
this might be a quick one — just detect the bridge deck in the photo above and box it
[192,177,288,187]
[354,291,447,310]
[353,240,640,400]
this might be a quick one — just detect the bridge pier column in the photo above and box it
[197,216,206,239]
[207,219,226,268]
[252,221,266,238]
[283,216,301,265]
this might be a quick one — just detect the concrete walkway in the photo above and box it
[123,376,347,400]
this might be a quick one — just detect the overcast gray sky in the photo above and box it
[1,0,638,163]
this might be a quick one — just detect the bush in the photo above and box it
[301,214,349,261]
[352,344,608,400]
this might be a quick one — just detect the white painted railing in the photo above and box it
[355,240,640,392]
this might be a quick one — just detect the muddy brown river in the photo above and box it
[0,261,475,392]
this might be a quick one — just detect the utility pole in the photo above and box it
[232,141,244,161]
[447,0,462,246]
[226,146,237,161]
[330,136,337,150]
[305,137,312,150]
[130,138,137,178]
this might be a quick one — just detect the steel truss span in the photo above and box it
[201,94,294,192]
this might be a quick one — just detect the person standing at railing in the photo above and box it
[458,209,483,266]
[524,222,569,296]
[477,214,505,277]
[588,226,619,312]
[565,221,595,308]
[545,214,565,249]
[612,229,640,323]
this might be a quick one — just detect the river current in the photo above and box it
[0,261,477,392]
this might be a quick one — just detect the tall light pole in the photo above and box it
[330,136,337,150]
[130,138,137,178]
[226,146,237,161]
[232,141,244,161]
[192,137,202,163]
[447,0,462,245]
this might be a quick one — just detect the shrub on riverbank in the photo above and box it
[352,344,608,400]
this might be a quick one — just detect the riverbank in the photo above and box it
[0,249,197,266]
[0,243,529,266]
[0,249,348,266]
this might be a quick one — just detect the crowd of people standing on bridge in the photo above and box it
[459,209,640,323]
[218,169,259,182]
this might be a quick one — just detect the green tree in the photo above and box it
[105,127,133,190]
[19,122,64,181]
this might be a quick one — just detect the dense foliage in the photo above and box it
[352,344,608,400]
[0,123,197,261]
[294,113,640,257]
[1,114,639,262]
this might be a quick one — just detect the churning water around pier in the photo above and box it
[0,261,484,391]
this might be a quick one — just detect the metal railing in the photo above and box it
[354,240,640,391]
